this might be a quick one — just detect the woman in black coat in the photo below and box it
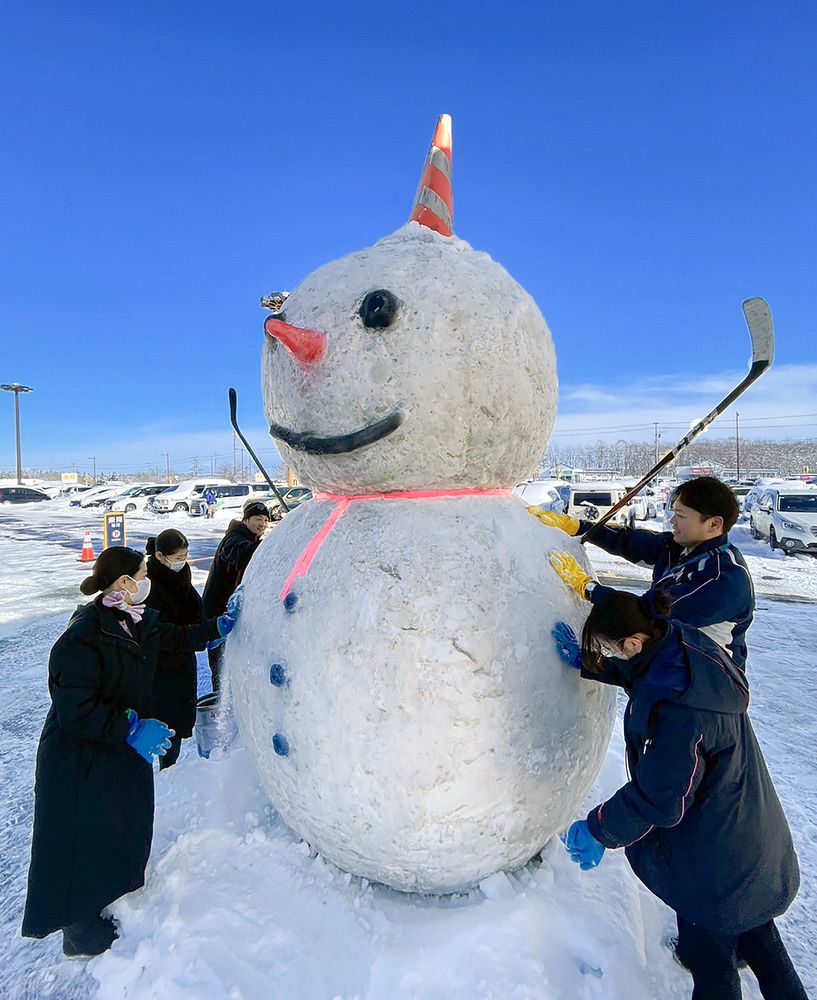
[22,547,234,957]
[144,529,202,769]
[550,574,806,1000]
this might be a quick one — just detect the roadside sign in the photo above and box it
[103,511,126,549]
[61,471,79,484]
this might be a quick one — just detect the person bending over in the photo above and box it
[550,583,806,1000]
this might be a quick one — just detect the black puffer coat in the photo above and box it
[584,621,799,935]
[201,519,262,618]
[144,556,203,737]
[22,600,218,938]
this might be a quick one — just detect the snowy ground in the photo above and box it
[1,502,814,999]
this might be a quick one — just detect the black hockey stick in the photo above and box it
[581,297,774,544]
[228,387,290,512]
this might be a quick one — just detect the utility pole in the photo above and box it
[735,411,741,482]
[232,432,237,481]
[1,383,33,484]
[163,452,170,483]
[88,456,96,483]
[239,445,245,481]
[653,422,660,466]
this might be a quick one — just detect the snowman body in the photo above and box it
[227,219,616,892]
[228,494,615,893]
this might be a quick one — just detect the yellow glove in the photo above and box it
[527,507,581,536]
[549,551,594,601]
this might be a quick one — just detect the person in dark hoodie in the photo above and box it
[530,477,754,669]
[202,499,269,691]
[22,547,239,957]
[144,529,202,769]
[549,577,806,999]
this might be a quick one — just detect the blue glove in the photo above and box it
[563,820,606,870]
[552,621,582,670]
[125,711,174,763]
[209,585,244,648]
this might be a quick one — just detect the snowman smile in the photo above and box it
[269,410,403,455]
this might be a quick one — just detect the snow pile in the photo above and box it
[2,505,815,999]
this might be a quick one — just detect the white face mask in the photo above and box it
[127,577,152,604]
[161,554,187,572]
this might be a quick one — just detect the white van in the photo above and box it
[188,482,273,517]
[564,481,629,523]
[147,479,232,514]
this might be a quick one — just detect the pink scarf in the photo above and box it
[279,487,511,600]
[102,591,146,623]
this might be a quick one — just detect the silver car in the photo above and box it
[749,487,817,554]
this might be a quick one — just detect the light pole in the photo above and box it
[1,383,33,484]
[88,456,97,483]
[163,453,171,483]
[735,412,741,482]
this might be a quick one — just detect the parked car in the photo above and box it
[512,479,567,512]
[264,486,313,516]
[623,487,659,527]
[103,484,169,513]
[0,485,52,504]
[188,482,274,517]
[749,486,817,554]
[72,482,128,507]
[562,481,629,523]
[742,479,786,517]
[147,479,233,514]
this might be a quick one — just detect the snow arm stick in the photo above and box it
[228,387,290,512]
[581,298,774,544]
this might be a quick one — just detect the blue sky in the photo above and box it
[2,1,816,477]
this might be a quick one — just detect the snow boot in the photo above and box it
[62,913,118,957]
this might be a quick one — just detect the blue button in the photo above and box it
[272,732,290,757]
[283,592,298,613]
[269,663,288,687]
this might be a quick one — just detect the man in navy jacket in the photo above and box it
[530,477,754,669]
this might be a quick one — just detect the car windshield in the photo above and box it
[778,494,817,513]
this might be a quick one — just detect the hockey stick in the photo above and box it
[581,297,774,543]
[228,387,290,512]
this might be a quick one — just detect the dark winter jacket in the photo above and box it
[22,600,218,938]
[584,621,799,935]
[144,555,203,737]
[201,519,262,618]
[582,524,754,669]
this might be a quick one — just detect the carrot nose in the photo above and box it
[264,317,326,364]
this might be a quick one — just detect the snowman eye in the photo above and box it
[359,289,399,329]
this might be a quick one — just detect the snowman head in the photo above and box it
[262,116,557,494]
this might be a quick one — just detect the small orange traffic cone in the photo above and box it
[78,529,96,563]
[409,114,453,237]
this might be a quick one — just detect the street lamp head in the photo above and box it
[1,383,33,393]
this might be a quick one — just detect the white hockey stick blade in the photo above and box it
[742,297,774,369]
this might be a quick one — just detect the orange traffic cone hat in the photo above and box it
[78,529,96,563]
[409,114,453,237]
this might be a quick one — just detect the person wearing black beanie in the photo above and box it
[21,546,237,958]
[201,499,269,690]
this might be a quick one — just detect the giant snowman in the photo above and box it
[226,116,615,893]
